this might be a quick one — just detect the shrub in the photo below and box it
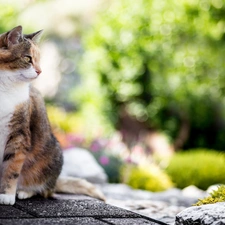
[166,149,225,190]
[121,163,173,192]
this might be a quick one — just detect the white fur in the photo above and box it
[17,191,35,200]
[0,67,37,87]
[0,194,16,205]
[0,69,32,170]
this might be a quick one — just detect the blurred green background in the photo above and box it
[2,0,225,191]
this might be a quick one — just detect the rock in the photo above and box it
[206,184,221,195]
[175,202,225,225]
[182,185,207,199]
[60,147,108,184]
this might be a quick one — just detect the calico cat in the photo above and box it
[0,26,105,205]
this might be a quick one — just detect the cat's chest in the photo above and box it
[0,85,29,120]
[0,110,12,163]
[0,84,30,162]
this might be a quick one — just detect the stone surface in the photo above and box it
[15,197,140,218]
[0,194,165,225]
[103,218,166,225]
[0,205,33,218]
[0,217,163,225]
[60,147,108,184]
[175,202,225,225]
[0,218,107,225]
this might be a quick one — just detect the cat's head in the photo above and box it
[0,26,43,84]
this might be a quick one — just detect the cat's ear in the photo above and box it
[6,26,23,47]
[24,30,43,43]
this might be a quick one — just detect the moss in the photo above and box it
[195,185,225,206]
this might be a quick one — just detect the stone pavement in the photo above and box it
[0,194,168,225]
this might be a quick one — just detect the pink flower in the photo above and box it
[125,156,132,163]
[99,156,110,165]
[90,142,101,152]
[67,134,84,143]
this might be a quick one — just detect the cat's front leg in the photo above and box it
[0,151,26,205]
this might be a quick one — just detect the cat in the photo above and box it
[0,26,105,205]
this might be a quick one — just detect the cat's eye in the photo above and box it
[24,56,32,63]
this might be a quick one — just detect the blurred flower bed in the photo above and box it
[55,130,174,191]
[48,106,225,193]
[56,131,125,183]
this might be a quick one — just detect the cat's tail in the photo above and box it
[55,176,105,201]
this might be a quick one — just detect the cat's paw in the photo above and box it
[0,194,16,205]
[17,191,34,200]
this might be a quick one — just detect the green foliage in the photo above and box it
[122,163,173,192]
[195,185,225,206]
[0,1,50,35]
[79,0,225,150]
[166,149,225,190]
[0,1,19,33]
[0,1,40,33]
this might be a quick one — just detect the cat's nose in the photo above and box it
[36,69,42,75]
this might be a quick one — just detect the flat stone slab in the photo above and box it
[0,218,107,225]
[103,218,161,225]
[0,205,33,218]
[0,194,167,225]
